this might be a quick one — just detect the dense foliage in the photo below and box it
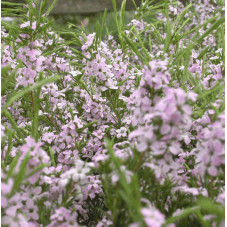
[1,0,225,226]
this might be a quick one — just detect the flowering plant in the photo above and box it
[1,0,225,226]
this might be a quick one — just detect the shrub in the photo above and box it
[1,0,225,226]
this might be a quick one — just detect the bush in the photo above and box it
[1,0,225,226]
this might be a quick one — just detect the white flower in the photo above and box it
[116,127,127,138]
[179,65,184,70]
[59,178,68,187]
[71,70,81,77]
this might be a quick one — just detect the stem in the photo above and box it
[57,68,65,88]
[107,90,121,127]
[209,176,214,198]
[133,152,145,172]
[30,91,34,115]
[40,105,61,132]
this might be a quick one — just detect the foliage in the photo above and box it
[1,0,225,226]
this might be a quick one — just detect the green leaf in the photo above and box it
[180,14,220,39]
[32,73,43,141]
[122,33,145,62]
[46,0,58,15]
[8,152,30,198]
[49,147,56,167]
[120,0,127,31]
[39,0,49,16]
[198,199,225,219]
[25,163,48,179]
[164,0,172,53]
[173,4,192,33]
[194,210,211,227]
[192,16,225,48]
[198,46,210,59]
[100,9,107,39]
[43,46,64,57]
[6,152,20,181]
[164,206,200,226]
[1,64,19,96]
[78,120,98,132]
[197,83,224,101]
[2,110,26,140]
[3,75,61,110]
[5,129,14,164]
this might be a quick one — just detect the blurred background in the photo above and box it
[1,0,144,35]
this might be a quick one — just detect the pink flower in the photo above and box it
[20,21,30,28]
[116,127,127,138]
[141,207,165,227]
[32,21,37,30]
[20,136,43,155]
[22,199,39,221]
